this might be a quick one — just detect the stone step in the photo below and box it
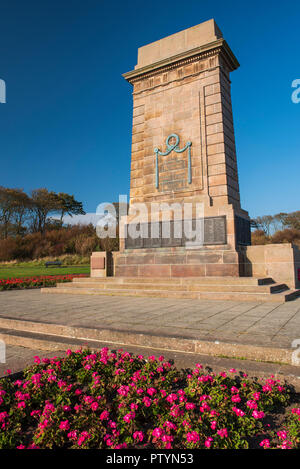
[42,286,300,302]
[72,276,275,286]
[0,318,295,365]
[0,327,109,353]
[57,281,289,294]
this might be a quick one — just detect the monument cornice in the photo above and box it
[123,38,239,84]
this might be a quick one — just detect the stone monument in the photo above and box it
[45,19,300,301]
[115,19,251,278]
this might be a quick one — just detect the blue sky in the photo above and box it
[0,0,299,220]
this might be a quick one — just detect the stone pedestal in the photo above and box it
[114,19,251,278]
[90,252,113,278]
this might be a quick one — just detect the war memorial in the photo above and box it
[44,19,300,302]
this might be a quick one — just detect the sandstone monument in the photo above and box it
[44,19,300,301]
[116,19,250,278]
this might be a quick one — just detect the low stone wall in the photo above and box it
[240,243,300,289]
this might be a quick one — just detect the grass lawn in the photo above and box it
[0,264,90,279]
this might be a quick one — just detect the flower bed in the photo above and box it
[0,348,299,449]
[0,274,88,291]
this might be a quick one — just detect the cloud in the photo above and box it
[62,213,105,226]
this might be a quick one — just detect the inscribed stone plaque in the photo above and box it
[124,216,227,249]
[204,216,227,245]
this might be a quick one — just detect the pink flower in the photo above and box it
[217,428,228,438]
[83,395,94,404]
[123,411,135,423]
[133,431,144,442]
[100,410,109,420]
[170,404,183,418]
[246,400,258,410]
[117,385,130,397]
[185,402,196,410]
[232,407,245,417]
[260,439,270,448]
[252,410,265,419]
[186,431,200,443]
[77,432,91,446]
[90,402,99,411]
[262,385,272,392]
[231,386,239,394]
[277,431,288,440]
[231,395,241,403]
[166,393,177,403]
[163,421,177,431]
[210,421,217,430]
[152,427,164,439]
[143,396,152,407]
[147,387,157,396]
[205,437,213,448]
[59,420,70,431]
[130,403,139,411]
[279,440,292,449]
[200,402,210,413]
[182,420,191,428]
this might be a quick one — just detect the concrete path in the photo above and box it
[1,289,300,349]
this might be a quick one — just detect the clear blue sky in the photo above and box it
[0,0,299,219]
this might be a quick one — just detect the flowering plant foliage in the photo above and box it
[0,348,299,449]
[0,274,88,291]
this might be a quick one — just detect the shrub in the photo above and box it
[271,229,300,245]
[0,238,18,261]
[251,230,270,245]
[0,224,114,262]
[0,348,298,449]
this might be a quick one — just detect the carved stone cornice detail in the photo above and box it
[123,39,239,85]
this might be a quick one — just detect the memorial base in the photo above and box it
[114,247,240,278]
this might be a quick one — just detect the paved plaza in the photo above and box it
[0,289,300,349]
[0,290,300,380]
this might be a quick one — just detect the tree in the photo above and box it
[11,189,31,235]
[56,193,85,222]
[30,188,60,233]
[0,187,29,238]
[272,212,288,232]
[283,211,300,230]
[252,215,274,236]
